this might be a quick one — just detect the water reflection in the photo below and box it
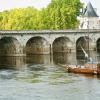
[97,53,100,62]
[53,52,76,65]
[53,52,89,65]
[0,54,100,100]
[53,51,100,66]
[0,57,26,69]
[76,50,98,65]
[26,55,51,65]
[0,55,51,69]
[0,51,100,70]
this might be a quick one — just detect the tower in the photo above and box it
[79,2,100,29]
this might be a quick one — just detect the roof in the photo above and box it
[83,2,98,17]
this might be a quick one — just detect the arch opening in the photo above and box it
[26,36,50,55]
[0,37,22,56]
[76,36,92,60]
[97,38,100,54]
[52,37,72,53]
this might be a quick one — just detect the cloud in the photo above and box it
[0,0,51,11]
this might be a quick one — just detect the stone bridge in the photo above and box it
[0,30,100,58]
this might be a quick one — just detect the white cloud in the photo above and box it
[0,0,100,16]
[0,0,51,11]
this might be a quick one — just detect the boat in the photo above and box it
[63,46,100,74]
[63,45,100,74]
[65,61,100,75]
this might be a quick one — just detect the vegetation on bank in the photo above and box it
[0,0,82,30]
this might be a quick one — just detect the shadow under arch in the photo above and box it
[26,36,50,55]
[52,37,72,53]
[0,37,22,56]
[76,36,92,60]
[97,38,100,54]
[96,38,100,61]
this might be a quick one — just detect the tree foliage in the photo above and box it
[0,0,82,30]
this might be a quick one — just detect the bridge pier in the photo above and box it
[50,44,53,55]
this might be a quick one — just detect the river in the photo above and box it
[0,53,100,100]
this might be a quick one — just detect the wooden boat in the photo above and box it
[64,61,100,75]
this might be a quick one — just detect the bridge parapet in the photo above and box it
[0,29,100,34]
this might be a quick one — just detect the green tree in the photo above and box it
[0,0,82,30]
[44,0,82,29]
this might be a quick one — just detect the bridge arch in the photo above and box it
[76,36,93,59]
[52,37,73,53]
[26,36,50,55]
[97,38,100,54]
[0,37,22,56]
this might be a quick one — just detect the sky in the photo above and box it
[0,0,100,16]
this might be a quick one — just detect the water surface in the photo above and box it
[0,54,100,100]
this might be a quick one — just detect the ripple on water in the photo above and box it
[0,63,100,100]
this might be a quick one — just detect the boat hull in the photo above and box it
[68,67,97,74]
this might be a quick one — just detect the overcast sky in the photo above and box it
[0,0,100,16]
